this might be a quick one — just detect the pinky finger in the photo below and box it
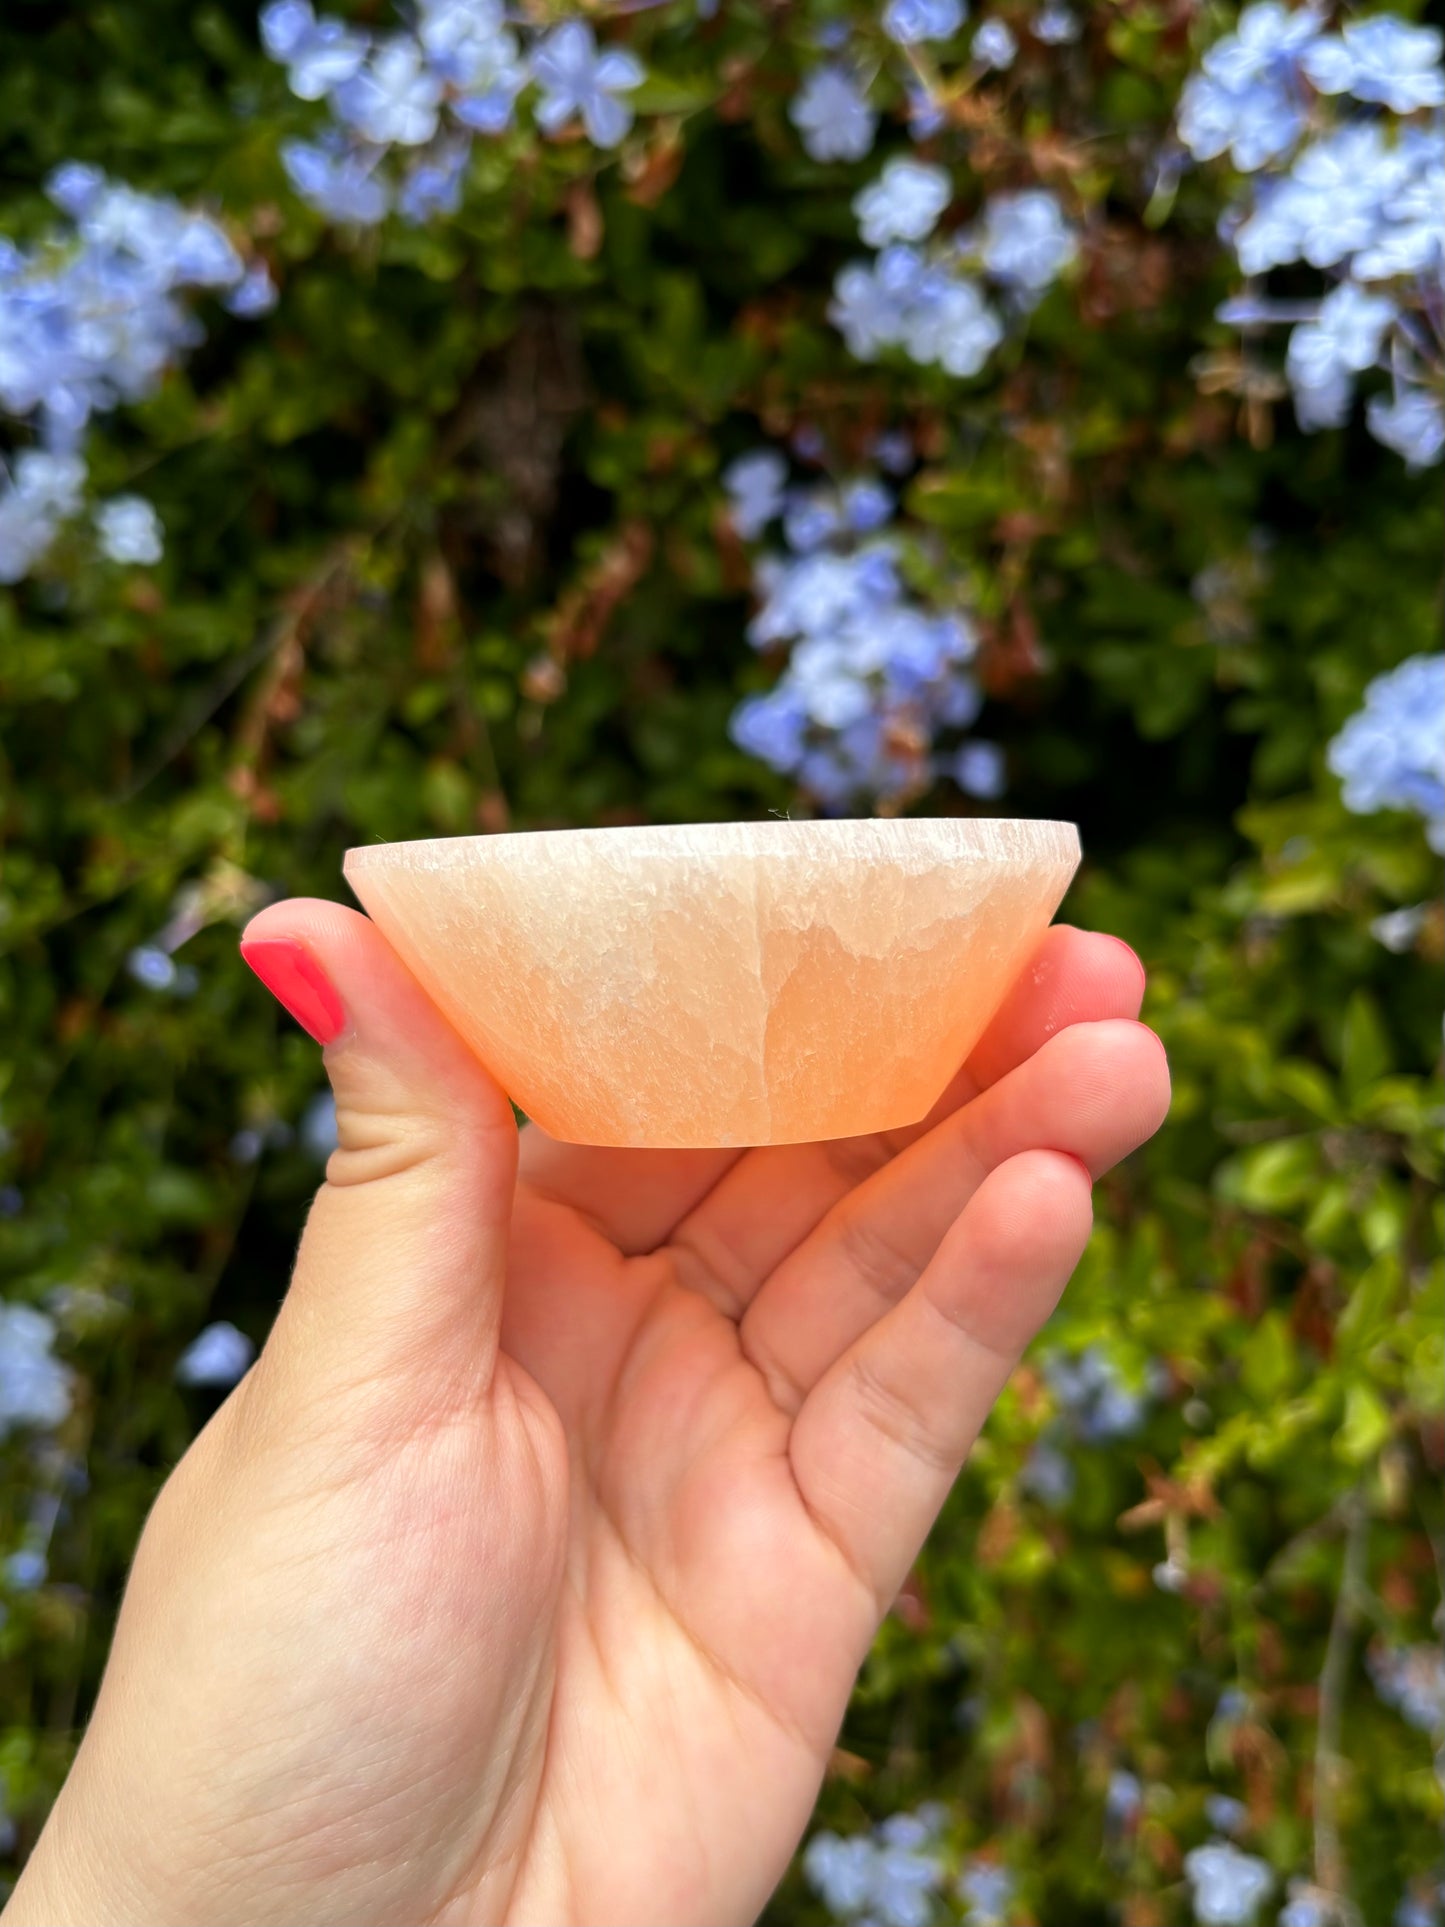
[788,1150,1094,1615]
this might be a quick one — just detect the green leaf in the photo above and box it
[1340,989,1392,1099]
[1336,1383,1392,1463]
[1219,1137,1320,1213]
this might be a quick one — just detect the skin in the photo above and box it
[5,904,1169,1927]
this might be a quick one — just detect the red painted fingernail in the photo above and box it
[240,939,345,1045]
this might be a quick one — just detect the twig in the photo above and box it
[1313,1489,1368,1924]
[115,624,280,804]
[118,539,355,806]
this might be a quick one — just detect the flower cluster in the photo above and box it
[957,1858,1016,1925]
[1020,1343,1160,1508]
[1183,5,1445,467]
[0,166,270,581]
[1326,654,1445,852]
[789,7,1100,166]
[0,1304,71,1441]
[780,8,1078,384]
[803,1810,947,1927]
[264,0,646,226]
[724,447,1002,811]
[1182,1839,1274,1925]
[831,183,1076,378]
[1369,1642,1445,1735]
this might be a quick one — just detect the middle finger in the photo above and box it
[665,925,1145,1315]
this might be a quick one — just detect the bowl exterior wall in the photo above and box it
[345,820,1080,1148]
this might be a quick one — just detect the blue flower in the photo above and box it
[1367,386,1445,471]
[4,1550,47,1592]
[906,80,948,140]
[1182,1842,1273,1926]
[791,639,875,728]
[416,0,526,130]
[804,1832,876,1915]
[723,450,788,539]
[224,261,279,316]
[1021,1436,1076,1506]
[904,275,1003,376]
[45,161,105,218]
[1393,1899,1441,1927]
[879,607,971,691]
[1351,128,1445,280]
[1105,1768,1143,1826]
[730,690,808,770]
[1045,1344,1151,1439]
[452,60,527,134]
[952,739,1006,797]
[261,1,370,102]
[750,549,899,646]
[1178,3,1322,171]
[936,670,984,726]
[854,158,952,246]
[1284,283,1396,427]
[1278,1879,1330,1927]
[1179,70,1304,171]
[1031,3,1080,45]
[783,487,844,553]
[0,1304,72,1439]
[333,36,443,146]
[973,19,1018,69]
[978,187,1077,291]
[0,452,87,584]
[95,494,163,565]
[869,428,915,474]
[790,64,877,163]
[127,944,177,989]
[398,147,468,223]
[301,1090,339,1160]
[804,1816,945,1927]
[1328,655,1445,848]
[1201,2,1322,92]
[1234,123,1398,273]
[1369,903,1428,953]
[1302,17,1444,115]
[883,0,967,46]
[958,1859,1015,1925]
[176,1321,257,1389]
[533,22,644,148]
[1205,1795,1249,1837]
[258,0,315,61]
[841,478,895,533]
[830,259,911,359]
[282,137,390,223]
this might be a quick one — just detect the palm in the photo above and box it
[478,925,1166,1924]
[495,1177,874,1926]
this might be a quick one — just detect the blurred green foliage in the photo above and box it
[0,2,1441,1921]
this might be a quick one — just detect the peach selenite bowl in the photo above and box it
[343,817,1081,1150]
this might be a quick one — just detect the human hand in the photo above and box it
[6,903,1168,1927]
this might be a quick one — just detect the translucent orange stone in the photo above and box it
[344,818,1081,1149]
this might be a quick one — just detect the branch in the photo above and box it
[1313,1488,1368,1925]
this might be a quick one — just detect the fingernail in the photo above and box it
[1101,934,1147,998]
[240,939,346,1046]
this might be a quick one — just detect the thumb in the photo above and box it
[239,897,518,1406]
